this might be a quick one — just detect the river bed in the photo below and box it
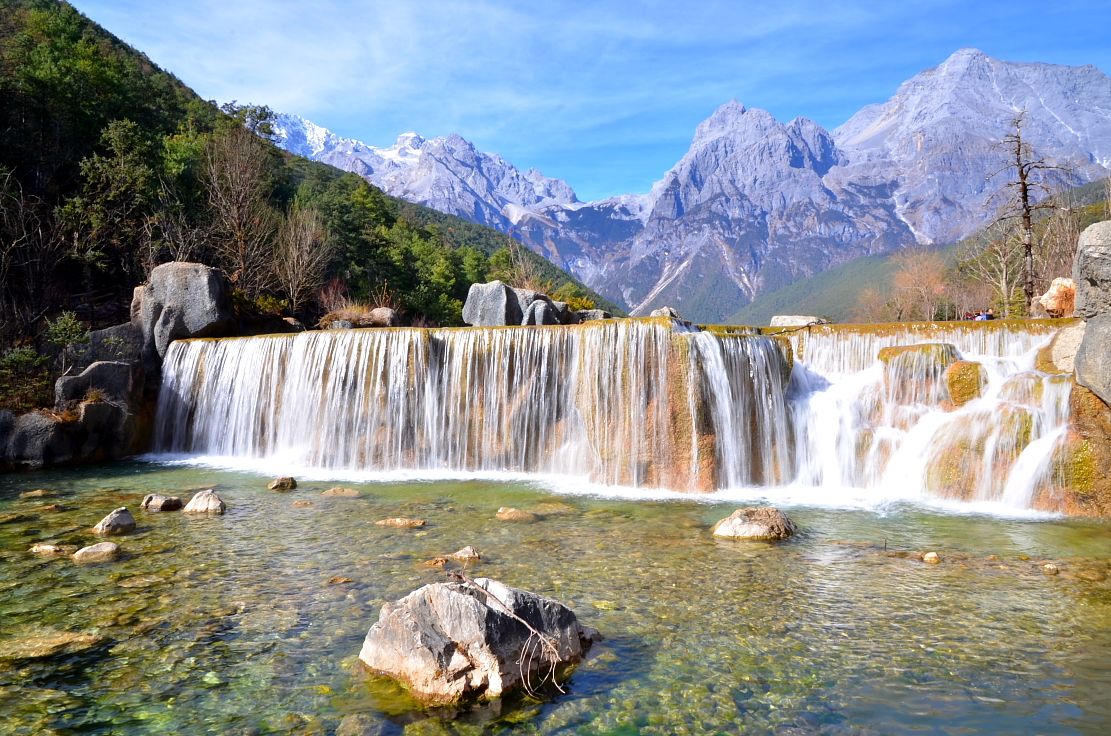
[1,462,1109,734]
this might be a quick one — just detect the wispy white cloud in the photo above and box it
[72,0,1111,199]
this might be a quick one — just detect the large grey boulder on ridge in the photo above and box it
[462,281,523,326]
[135,262,235,361]
[358,578,596,704]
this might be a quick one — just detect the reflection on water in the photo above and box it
[1,462,1109,734]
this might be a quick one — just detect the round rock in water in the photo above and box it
[450,546,482,562]
[711,507,797,540]
[183,489,226,514]
[496,506,538,523]
[268,476,297,491]
[358,578,597,704]
[73,542,120,563]
[321,486,360,498]
[140,494,182,512]
[92,507,136,536]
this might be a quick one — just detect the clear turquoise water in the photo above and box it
[1,462,1109,735]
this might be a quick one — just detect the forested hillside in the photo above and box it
[0,0,614,351]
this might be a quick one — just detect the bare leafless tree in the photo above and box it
[1036,197,1080,285]
[204,126,277,296]
[273,202,334,315]
[0,170,67,336]
[957,220,1023,317]
[988,113,1065,311]
[890,249,949,321]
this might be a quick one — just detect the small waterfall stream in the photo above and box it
[153,318,1075,512]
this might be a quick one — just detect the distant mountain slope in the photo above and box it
[728,178,1111,325]
[276,49,1111,323]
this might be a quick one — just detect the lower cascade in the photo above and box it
[153,318,1075,511]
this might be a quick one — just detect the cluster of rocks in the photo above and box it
[462,280,611,326]
[0,262,243,470]
[31,488,226,566]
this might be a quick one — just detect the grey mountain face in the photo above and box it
[273,49,1111,322]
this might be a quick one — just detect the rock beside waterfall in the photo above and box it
[1075,315,1111,406]
[358,578,596,704]
[462,280,522,326]
[712,507,797,540]
[1036,321,1085,374]
[877,343,960,403]
[921,551,941,564]
[550,301,579,325]
[73,542,120,563]
[55,360,142,408]
[135,261,235,361]
[140,494,182,512]
[944,361,986,407]
[575,309,612,322]
[1037,277,1076,318]
[1073,221,1111,319]
[183,490,226,514]
[649,306,683,319]
[522,299,561,326]
[92,507,136,536]
[769,315,830,327]
[268,476,297,491]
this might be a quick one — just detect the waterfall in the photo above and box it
[153,319,793,491]
[153,318,1076,512]
[786,321,1073,511]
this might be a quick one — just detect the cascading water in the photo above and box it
[785,321,1073,511]
[153,318,1077,512]
[153,319,793,491]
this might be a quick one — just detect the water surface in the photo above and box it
[1,462,1109,734]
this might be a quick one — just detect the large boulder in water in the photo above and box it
[1073,221,1111,319]
[92,507,135,536]
[135,262,235,362]
[462,281,523,326]
[358,578,597,704]
[712,507,797,540]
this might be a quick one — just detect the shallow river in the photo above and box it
[1,462,1109,735]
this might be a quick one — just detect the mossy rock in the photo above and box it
[944,361,986,407]
[876,342,960,366]
[877,343,960,405]
[1000,372,1044,407]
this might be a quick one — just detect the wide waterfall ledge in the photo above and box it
[148,317,1078,515]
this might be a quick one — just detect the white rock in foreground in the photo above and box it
[358,578,596,704]
[712,507,797,540]
[183,489,226,514]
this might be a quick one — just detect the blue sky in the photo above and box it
[71,0,1111,201]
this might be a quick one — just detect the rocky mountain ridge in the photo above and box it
[273,49,1111,321]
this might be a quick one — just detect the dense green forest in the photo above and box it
[0,0,614,384]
